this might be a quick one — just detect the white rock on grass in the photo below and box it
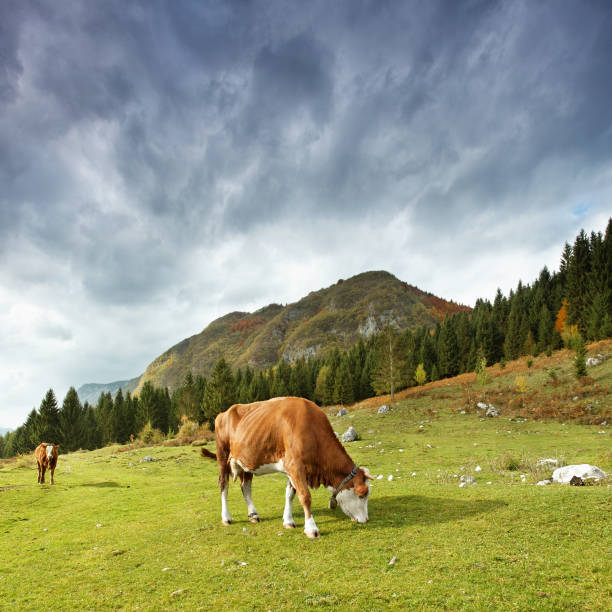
[378,405,390,414]
[477,402,488,409]
[537,479,552,486]
[486,406,500,417]
[586,356,603,367]
[377,474,384,480]
[341,426,358,442]
[459,475,476,486]
[337,408,347,417]
[475,465,482,472]
[388,475,394,481]
[552,464,607,484]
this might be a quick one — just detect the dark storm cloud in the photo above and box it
[1,0,612,300]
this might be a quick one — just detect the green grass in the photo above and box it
[2,352,611,610]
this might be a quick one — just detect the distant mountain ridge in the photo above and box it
[132,270,468,394]
[76,378,140,406]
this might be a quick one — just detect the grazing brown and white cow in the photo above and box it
[35,443,59,484]
[201,396,370,538]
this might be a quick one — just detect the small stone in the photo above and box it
[388,556,397,566]
[486,406,499,417]
[486,481,492,485]
[95,523,102,528]
[337,408,347,417]
[388,475,394,481]
[144,456,153,462]
[378,405,390,414]
[412,472,417,477]
[536,479,552,486]
[377,474,383,480]
[475,466,482,472]
[161,567,170,571]
[459,482,467,488]
[460,410,466,414]
[171,590,184,597]
[477,402,488,410]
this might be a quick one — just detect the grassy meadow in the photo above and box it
[1,344,610,611]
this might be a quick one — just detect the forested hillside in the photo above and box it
[1,219,610,458]
[133,270,467,394]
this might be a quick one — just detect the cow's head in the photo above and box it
[45,444,58,460]
[335,467,371,523]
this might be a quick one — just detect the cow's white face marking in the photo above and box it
[336,484,369,523]
[46,445,54,460]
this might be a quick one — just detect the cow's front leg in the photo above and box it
[37,464,42,484]
[283,479,296,529]
[240,473,260,523]
[40,465,46,484]
[50,466,55,485]
[290,473,319,538]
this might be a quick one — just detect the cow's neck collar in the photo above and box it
[329,465,358,509]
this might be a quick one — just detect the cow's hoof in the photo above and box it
[305,529,320,539]
[283,521,296,529]
[222,519,232,526]
[249,515,261,523]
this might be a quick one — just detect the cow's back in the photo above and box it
[229,397,339,471]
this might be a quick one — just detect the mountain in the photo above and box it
[76,377,140,406]
[134,271,468,393]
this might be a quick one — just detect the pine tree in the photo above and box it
[59,387,85,451]
[333,357,354,405]
[573,334,588,379]
[38,389,61,444]
[202,358,235,428]
[566,229,591,334]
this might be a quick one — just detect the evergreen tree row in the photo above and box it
[2,219,610,459]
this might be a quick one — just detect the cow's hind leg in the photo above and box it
[37,463,42,484]
[40,464,46,484]
[240,473,260,523]
[219,468,232,525]
[50,466,55,485]
[283,479,296,529]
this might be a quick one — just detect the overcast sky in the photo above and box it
[1,1,611,428]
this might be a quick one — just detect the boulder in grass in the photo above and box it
[477,402,488,410]
[485,406,499,417]
[552,464,607,484]
[337,408,347,417]
[377,405,390,414]
[341,426,358,443]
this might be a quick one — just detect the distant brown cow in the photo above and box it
[35,443,59,484]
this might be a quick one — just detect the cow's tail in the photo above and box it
[200,447,217,460]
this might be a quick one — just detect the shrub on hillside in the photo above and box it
[137,421,164,445]
[176,417,213,445]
